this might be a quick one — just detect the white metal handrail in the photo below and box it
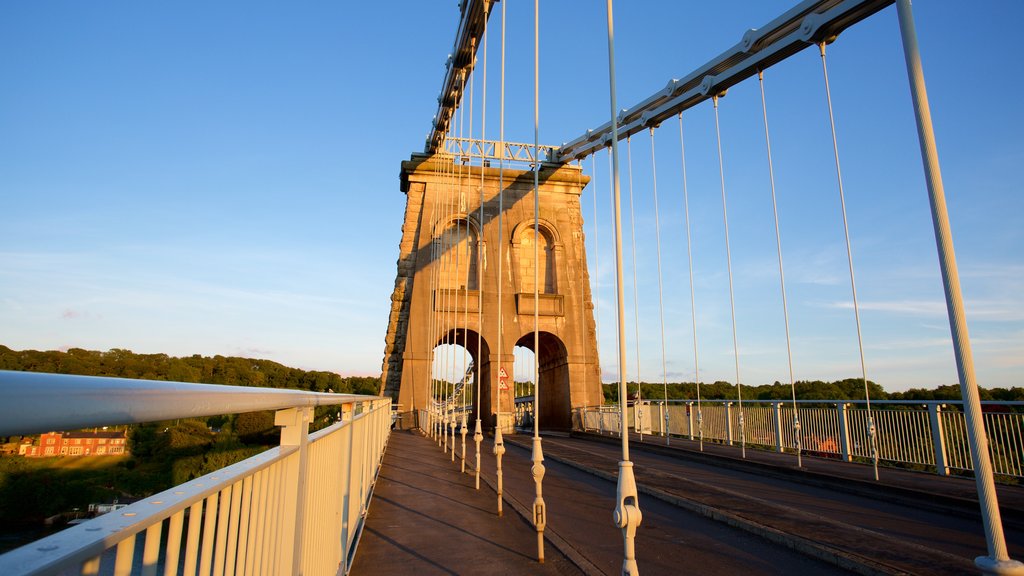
[0,370,369,436]
[0,371,392,576]
[578,399,1024,479]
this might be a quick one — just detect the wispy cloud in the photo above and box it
[825,298,1024,322]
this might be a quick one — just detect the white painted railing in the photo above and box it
[0,371,392,576]
[577,399,1024,479]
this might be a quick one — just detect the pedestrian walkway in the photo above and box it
[350,429,582,575]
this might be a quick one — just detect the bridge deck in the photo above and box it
[355,429,853,575]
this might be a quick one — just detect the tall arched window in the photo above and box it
[438,219,479,290]
[518,226,555,294]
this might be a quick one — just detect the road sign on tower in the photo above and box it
[498,367,509,390]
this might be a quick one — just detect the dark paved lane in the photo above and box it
[489,435,854,575]
[508,432,1024,575]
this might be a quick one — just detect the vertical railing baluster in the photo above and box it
[141,521,163,576]
[235,475,253,576]
[246,470,266,576]
[223,480,243,576]
[81,555,101,575]
[183,500,203,576]
[80,553,101,569]
[213,485,233,576]
[113,534,136,576]
[199,491,219,576]
[164,510,184,576]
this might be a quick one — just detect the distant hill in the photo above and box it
[0,345,380,395]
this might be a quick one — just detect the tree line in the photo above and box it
[601,378,1024,404]
[0,345,380,395]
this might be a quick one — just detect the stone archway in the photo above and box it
[514,331,571,430]
[432,327,492,429]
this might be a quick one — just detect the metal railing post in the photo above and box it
[726,402,734,445]
[773,403,784,453]
[928,403,950,476]
[838,403,852,461]
[275,406,311,576]
[686,402,694,440]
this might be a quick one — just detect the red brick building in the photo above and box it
[20,430,128,457]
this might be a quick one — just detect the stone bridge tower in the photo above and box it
[381,154,602,430]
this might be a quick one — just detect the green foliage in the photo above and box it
[602,378,1022,405]
[129,425,160,459]
[0,345,381,394]
[234,411,276,444]
[170,447,265,485]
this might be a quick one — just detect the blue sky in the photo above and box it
[1,2,1020,392]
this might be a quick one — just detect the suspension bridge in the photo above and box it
[1,0,1022,574]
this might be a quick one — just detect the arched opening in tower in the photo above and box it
[431,328,491,431]
[513,345,537,428]
[514,331,571,430]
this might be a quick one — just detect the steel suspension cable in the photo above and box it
[447,99,461,455]
[758,70,801,468]
[896,2,1019,567]
[818,42,878,480]
[607,148,621,438]
[447,112,461,454]
[439,149,452,446]
[428,138,444,443]
[625,137,643,441]
[605,2,642,573]
[678,112,703,452]
[711,95,746,459]
[591,153,605,433]
[442,115,457,454]
[456,69,468,465]
[462,60,474,475]
[473,2,489,492]
[427,193,438,440]
[577,160,590,424]
[602,147,618,434]
[493,0,507,517]
[530,0,547,561]
[648,127,670,445]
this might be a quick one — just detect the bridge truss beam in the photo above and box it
[556,0,893,162]
[442,136,559,166]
